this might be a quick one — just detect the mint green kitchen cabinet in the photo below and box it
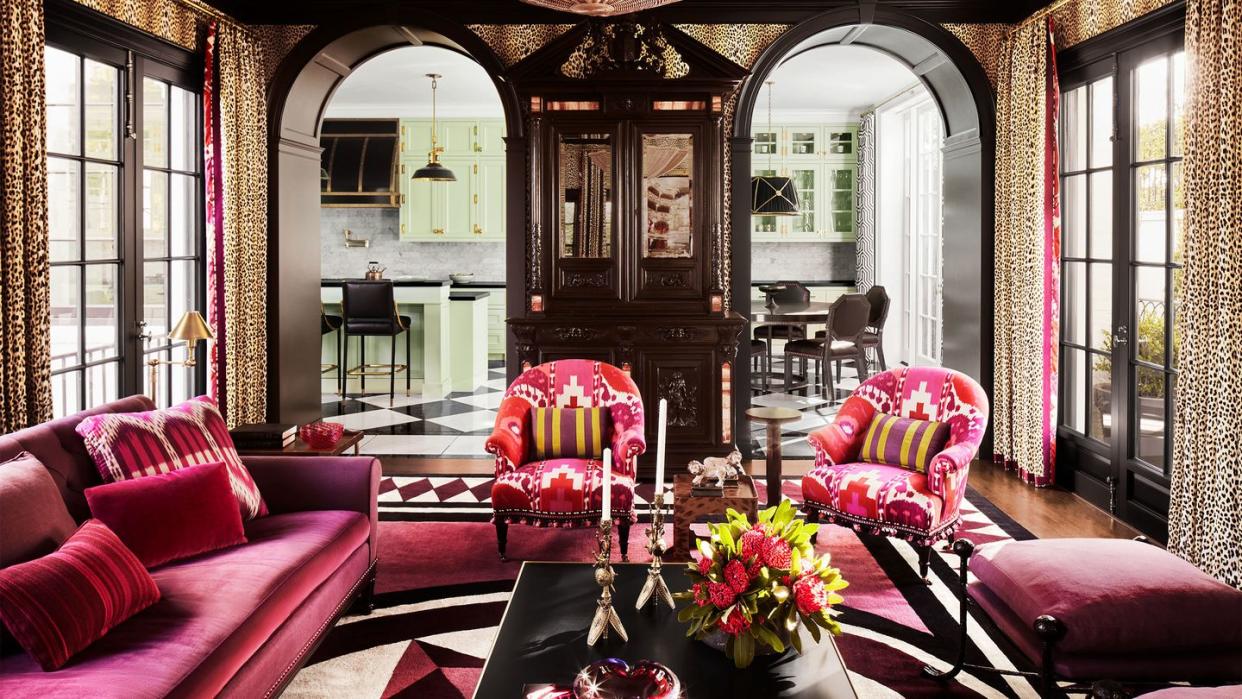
[399,118,506,242]
[750,121,858,243]
[486,292,506,359]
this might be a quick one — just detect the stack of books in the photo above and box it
[230,423,298,450]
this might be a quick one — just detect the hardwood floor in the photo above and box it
[391,456,1143,541]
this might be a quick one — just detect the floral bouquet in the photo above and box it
[672,500,847,668]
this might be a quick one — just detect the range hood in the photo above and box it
[320,119,400,207]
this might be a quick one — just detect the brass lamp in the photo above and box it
[147,311,215,404]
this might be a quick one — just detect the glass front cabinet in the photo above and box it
[751,123,858,241]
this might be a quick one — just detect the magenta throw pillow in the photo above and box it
[0,520,160,670]
[75,396,267,519]
[85,461,247,568]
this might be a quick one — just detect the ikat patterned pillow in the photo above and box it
[858,413,951,473]
[528,407,612,461]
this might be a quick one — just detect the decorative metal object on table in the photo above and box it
[636,398,674,611]
[588,447,627,646]
[687,447,742,497]
[572,658,681,699]
[142,310,214,406]
[364,261,385,280]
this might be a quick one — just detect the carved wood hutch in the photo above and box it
[508,22,747,477]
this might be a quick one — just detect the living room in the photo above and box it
[1,0,1239,697]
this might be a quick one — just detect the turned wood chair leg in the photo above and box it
[618,521,630,562]
[917,545,933,584]
[495,520,508,561]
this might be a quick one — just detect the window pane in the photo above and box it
[1090,262,1112,350]
[50,266,80,366]
[1063,260,1086,345]
[84,162,118,260]
[1134,366,1166,469]
[1135,57,1168,161]
[45,46,80,156]
[144,170,169,257]
[170,174,197,257]
[1062,348,1087,432]
[1172,52,1186,157]
[1089,77,1113,168]
[170,355,195,405]
[84,360,119,410]
[143,78,169,168]
[1135,164,1167,264]
[48,157,81,262]
[170,86,196,172]
[1089,171,1112,259]
[1171,160,1185,263]
[1089,350,1112,443]
[52,370,81,419]
[1134,266,1166,366]
[83,59,118,161]
[1062,86,1087,172]
[170,260,195,332]
[1063,174,1086,257]
[84,264,119,360]
[144,261,169,341]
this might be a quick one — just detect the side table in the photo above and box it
[668,474,758,559]
[234,429,364,457]
[746,406,802,505]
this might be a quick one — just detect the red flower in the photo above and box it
[697,555,713,577]
[717,609,751,636]
[692,582,709,607]
[762,537,792,569]
[794,575,830,616]
[739,529,766,563]
[708,581,736,609]
[724,558,750,593]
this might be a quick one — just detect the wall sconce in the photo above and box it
[344,228,369,248]
[147,311,214,406]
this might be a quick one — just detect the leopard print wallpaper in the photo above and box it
[1,0,53,431]
[467,24,577,67]
[250,24,316,87]
[942,23,1009,87]
[1168,0,1242,588]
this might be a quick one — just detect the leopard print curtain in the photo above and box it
[0,0,54,432]
[1168,0,1242,588]
[992,19,1058,486]
[215,22,269,427]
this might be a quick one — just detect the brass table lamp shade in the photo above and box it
[169,310,214,347]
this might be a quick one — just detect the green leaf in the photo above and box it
[734,631,755,668]
[698,539,716,561]
[754,625,785,653]
[790,548,802,577]
[789,628,803,653]
[806,616,822,642]
[717,524,735,553]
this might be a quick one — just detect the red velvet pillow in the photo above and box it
[0,520,160,670]
[85,461,247,568]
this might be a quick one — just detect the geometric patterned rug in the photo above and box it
[285,483,1048,698]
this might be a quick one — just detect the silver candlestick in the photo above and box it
[587,519,628,646]
[636,490,674,610]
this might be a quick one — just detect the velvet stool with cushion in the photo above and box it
[485,360,646,562]
[927,537,1242,694]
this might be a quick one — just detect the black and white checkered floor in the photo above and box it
[320,358,863,459]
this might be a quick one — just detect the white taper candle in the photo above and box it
[655,398,668,498]
[601,447,612,523]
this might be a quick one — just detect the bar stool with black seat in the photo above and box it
[753,280,811,383]
[321,305,344,396]
[785,293,871,404]
[341,280,412,401]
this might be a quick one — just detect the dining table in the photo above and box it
[749,299,835,390]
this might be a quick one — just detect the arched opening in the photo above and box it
[731,9,995,445]
[265,19,522,424]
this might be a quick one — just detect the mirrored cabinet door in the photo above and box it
[557,132,614,259]
[642,133,694,259]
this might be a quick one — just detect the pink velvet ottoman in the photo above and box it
[925,538,1242,694]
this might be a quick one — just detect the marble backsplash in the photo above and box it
[750,242,857,283]
[320,207,506,281]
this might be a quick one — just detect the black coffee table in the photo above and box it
[473,562,858,698]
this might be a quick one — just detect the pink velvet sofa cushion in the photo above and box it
[0,510,368,697]
[0,453,77,568]
[970,539,1242,655]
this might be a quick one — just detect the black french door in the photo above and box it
[1057,23,1184,540]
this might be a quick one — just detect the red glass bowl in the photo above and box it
[300,422,345,449]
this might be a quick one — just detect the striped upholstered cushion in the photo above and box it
[858,414,951,473]
[0,520,160,670]
[529,407,612,460]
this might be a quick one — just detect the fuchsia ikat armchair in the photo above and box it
[802,366,989,582]
[485,360,646,561]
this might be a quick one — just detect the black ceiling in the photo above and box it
[204,0,1045,26]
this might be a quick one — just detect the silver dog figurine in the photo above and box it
[688,448,743,488]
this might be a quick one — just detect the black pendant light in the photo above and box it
[751,80,799,216]
[413,73,456,182]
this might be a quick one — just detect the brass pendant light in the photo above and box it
[751,81,799,216]
[412,73,456,182]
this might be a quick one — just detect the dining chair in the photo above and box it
[754,281,811,382]
[784,293,871,403]
[817,285,890,376]
[320,304,344,396]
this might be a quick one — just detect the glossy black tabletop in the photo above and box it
[750,300,835,324]
[473,562,857,699]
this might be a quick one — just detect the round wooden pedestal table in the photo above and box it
[745,406,802,506]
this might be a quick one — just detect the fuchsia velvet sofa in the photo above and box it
[0,396,380,698]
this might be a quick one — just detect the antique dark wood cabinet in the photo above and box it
[507,23,747,476]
